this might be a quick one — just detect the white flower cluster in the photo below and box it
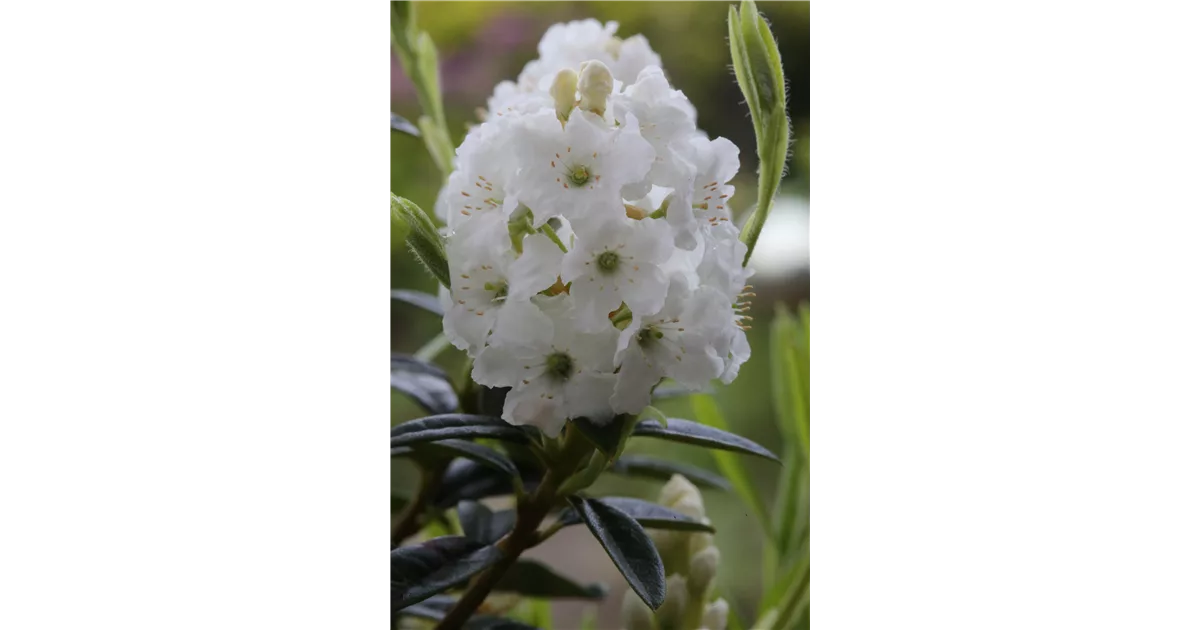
[438,20,751,435]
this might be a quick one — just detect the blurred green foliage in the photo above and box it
[390,1,809,622]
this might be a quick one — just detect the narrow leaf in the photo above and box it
[632,417,780,462]
[391,354,457,415]
[494,560,607,599]
[608,455,732,490]
[571,414,637,460]
[390,414,531,447]
[391,289,444,317]
[691,395,772,535]
[433,458,541,509]
[560,496,714,533]
[392,194,450,288]
[567,496,666,610]
[418,439,519,478]
[457,501,516,545]
[391,536,504,610]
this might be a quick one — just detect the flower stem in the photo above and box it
[434,423,595,629]
[539,224,569,253]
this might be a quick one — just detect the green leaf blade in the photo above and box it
[391,536,504,610]
[566,496,666,610]
[391,354,458,415]
[631,417,780,463]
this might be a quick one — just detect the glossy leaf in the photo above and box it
[433,458,541,509]
[391,536,504,610]
[609,454,732,490]
[560,497,714,533]
[391,354,458,415]
[632,417,780,462]
[567,496,666,610]
[391,289,443,317]
[692,395,772,534]
[391,414,531,447]
[418,440,519,478]
[457,501,516,545]
[494,559,607,599]
[572,414,637,460]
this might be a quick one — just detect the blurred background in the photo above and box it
[392,2,808,627]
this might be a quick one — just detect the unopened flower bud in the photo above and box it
[687,546,720,595]
[657,575,690,628]
[577,60,614,116]
[621,588,658,630]
[688,529,714,557]
[659,474,703,512]
[550,68,578,122]
[702,598,730,630]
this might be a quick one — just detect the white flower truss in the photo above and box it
[441,20,752,435]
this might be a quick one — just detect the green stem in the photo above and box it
[434,424,595,629]
[539,224,568,253]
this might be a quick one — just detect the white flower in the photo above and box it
[437,120,522,246]
[562,216,674,331]
[436,19,753,431]
[512,108,654,228]
[609,35,663,85]
[613,67,698,194]
[443,233,563,354]
[472,294,618,434]
[611,277,726,414]
[668,135,740,249]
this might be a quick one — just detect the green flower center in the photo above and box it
[483,281,508,302]
[596,250,620,273]
[544,352,574,381]
[566,165,592,187]
[636,326,665,348]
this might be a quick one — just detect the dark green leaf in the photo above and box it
[391,414,531,447]
[571,414,637,460]
[391,354,458,415]
[457,501,516,545]
[433,459,541,509]
[391,536,504,610]
[391,493,409,515]
[495,559,607,599]
[560,497,714,533]
[609,455,732,490]
[632,418,780,463]
[417,440,519,478]
[567,496,665,610]
[391,289,443,317]
[396,594,455,622]
[396,603,441,622]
